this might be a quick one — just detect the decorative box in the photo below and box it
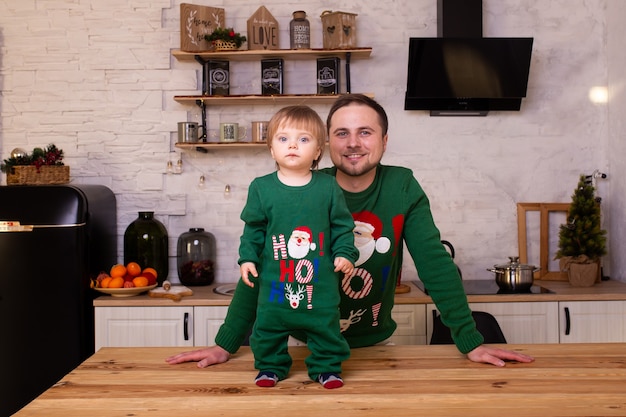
[317,57,340,94]
[203,60,230,96]
[320,11,358,49]
[261,59,284,95]
[7,166,70,185]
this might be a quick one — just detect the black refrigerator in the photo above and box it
[0,184,117,416]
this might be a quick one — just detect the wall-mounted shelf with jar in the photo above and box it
[172,47,373,151]
[171,47,372,62]
[173,93,363,107]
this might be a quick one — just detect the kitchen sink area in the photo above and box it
[213,283,237,296]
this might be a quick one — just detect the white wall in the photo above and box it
[0,0,622,284]
[607,0,626,281]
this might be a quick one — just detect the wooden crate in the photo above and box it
[320,10,357,49]
[7,165,70,185]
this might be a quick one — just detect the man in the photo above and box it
[166,94,534,368]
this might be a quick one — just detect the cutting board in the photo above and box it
[148,285,193,302]
[395,283,411,294]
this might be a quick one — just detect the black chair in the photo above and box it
[430,309,507,345]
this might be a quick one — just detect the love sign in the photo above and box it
[247,6,279,50]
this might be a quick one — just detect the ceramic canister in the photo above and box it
[251,121,269,142]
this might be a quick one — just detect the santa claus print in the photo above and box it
[352,211,391,266]
[287,226,317,259]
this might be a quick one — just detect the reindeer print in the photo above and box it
[285,283,306,309]
[339,308,367,332]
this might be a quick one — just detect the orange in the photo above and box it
[142,267,158,279]
[126,262,142,277]
[108,276,125,288]
[132,276,149,288]
[110,264,127,278]
[100,276,113,288]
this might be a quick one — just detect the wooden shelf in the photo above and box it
[175,142,267,151]
[173,94,373,106]
[172,47,372,62]
[171,48,373,145]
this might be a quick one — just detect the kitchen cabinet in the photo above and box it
[95,306,205,350]
[558,301,626,343]
[389,304,427,345]
[193,306,229,347]
[95,304,424,348]
[94,304,305,349]
[171,48,372,151]
[426,302,560,344]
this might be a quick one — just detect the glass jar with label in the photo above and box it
[290,11,310,49]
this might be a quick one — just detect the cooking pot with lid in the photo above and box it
[487,256,539,292]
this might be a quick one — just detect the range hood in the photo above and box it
[404,0,534,116]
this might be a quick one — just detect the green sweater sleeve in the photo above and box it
[238,179,266,266]
[213,279,258,353]
[328,178,359,263]
[399,170,484,353]
[215,179,264,353]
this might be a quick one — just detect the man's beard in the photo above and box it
[333,155,377,177]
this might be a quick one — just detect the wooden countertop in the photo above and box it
[14,344,626,417]
[93,284,233,307]
[93,279,626,307]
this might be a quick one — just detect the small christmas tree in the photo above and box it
[556,174,607,263]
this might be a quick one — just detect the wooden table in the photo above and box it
[15,344,626,417]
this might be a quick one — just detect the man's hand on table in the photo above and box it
[467,345,535,367]
[165,345,230,368]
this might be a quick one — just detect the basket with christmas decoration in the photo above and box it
[204,27,247,51]
[1,144,69,185]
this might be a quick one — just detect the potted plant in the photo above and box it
[204,27,247,51]
[555,174,607,286]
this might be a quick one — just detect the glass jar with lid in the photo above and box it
[177,228,216,286]
[289,10,310,49]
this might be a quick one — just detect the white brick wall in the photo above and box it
[1,1,623,283]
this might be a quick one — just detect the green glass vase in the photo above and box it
[124,211,169,285]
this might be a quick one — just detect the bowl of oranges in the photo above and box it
[91,262,158,297]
